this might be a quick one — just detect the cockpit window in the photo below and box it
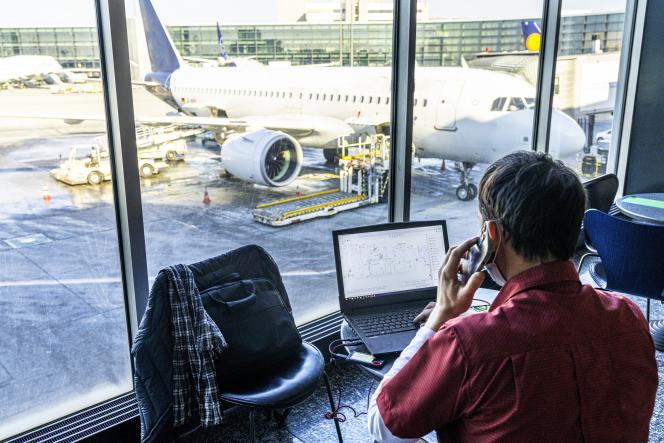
[507,97,526,111]
[524,97,535,108]
[491,97,507,111]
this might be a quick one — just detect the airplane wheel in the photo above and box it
[87,171,103,185]
[468,183,478,199]
[140,164,154,177]
[456,185,472,201]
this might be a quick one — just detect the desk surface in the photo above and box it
[616,193,664,225]
[341,287,500,380]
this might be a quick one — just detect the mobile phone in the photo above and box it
[460,223,495,283]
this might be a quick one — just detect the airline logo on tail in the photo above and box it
[217,22,228,61]
[521,21,542,52]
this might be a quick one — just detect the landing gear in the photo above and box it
[456,183,478,201]
[455,161,477,201]
[323,148,339,164]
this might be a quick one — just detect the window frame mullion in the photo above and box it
[96,0,149,346]
[532,0,563,153]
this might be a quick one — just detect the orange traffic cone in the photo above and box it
[202,186,211,204]
[42,185,52,202]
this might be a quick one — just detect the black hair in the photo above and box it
[478,151,586,262]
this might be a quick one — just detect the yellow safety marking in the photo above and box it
[281,195,367,219]
[255,188,340,209]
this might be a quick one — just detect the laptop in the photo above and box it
[333,221,449,355]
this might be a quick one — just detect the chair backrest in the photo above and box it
[584,173,619,212]
[584,209,664,299]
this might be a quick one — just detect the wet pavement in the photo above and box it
[0,88,646,441]
[0,88,482,437]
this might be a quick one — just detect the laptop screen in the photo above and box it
[335,222,447,305]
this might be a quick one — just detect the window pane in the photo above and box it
[125,1,391,323]
[0,6,131,440]
[410,4,545,245]
[549,6,627,180]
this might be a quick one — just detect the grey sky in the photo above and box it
[0,0,627,27]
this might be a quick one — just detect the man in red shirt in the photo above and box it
[367,151,658,442]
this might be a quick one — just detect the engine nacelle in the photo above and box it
[221,128,303,187]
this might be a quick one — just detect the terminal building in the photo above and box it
[0,12,624,69]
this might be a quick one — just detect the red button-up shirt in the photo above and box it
[377,260,658,442]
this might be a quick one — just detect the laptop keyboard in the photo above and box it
[354,308,422,337]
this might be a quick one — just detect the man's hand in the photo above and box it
[423,237,485,332]
[413,301,436,324]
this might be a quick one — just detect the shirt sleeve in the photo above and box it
[367,326,434,443]
[375,324,469,439]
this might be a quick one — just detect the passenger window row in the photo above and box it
[175,87,429,107]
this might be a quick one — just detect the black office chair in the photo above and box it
[185,247,344,443]
[584,173,619,213]
[577,173,619,249]
[578,209,664,351]
[218,342,343,443]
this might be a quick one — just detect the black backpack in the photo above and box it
[192,245,302,382]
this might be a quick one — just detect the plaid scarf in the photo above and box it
[165,264,228,428]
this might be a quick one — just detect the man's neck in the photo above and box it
[498,245,555,281]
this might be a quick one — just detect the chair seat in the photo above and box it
[218,342,324,409]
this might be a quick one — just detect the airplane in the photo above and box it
[180,21,264,68]
[139,0,585,200]
[0,55,91,88]
[521,21,542,52]
[0,0,585,201]
[136,0,584,200]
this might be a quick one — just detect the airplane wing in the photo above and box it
[0,112,359,148]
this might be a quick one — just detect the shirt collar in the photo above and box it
[490,260,581,310]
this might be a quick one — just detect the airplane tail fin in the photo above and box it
[138,0,180,84]
[521,20,542,52]
[217,22,229,61]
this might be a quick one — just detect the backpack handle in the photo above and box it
[220,280,256,311]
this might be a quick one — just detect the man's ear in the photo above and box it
[487,221,500,243]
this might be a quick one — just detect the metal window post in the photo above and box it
[532,0,562,153]
[388,0,417,222]
[96,0,149,341]
[609,0,647,197]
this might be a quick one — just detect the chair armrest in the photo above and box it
[577,252,600,273]
[581,227,598,253]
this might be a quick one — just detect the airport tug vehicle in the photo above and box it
[50,125,202,186]
[50,144,168,185]
[252,134,390,226]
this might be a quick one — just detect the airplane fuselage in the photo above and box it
[165,65,583,163]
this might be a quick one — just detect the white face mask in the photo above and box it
[485,262,507,287]
[483,220,507,287]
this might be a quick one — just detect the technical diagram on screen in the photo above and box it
[337,224,445,299]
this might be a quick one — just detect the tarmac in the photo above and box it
[0,87,483,437]
[0,87,648,441]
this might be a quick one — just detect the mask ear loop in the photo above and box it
[486,220,502,265]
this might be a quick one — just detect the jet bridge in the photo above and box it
[252,134,390,226]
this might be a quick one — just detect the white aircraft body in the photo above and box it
[134,0,584,199]
[0,0,585,200]
[0,55,89,87]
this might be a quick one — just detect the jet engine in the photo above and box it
[221,128,303,187]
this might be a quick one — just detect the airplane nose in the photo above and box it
[548,110,586,159]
